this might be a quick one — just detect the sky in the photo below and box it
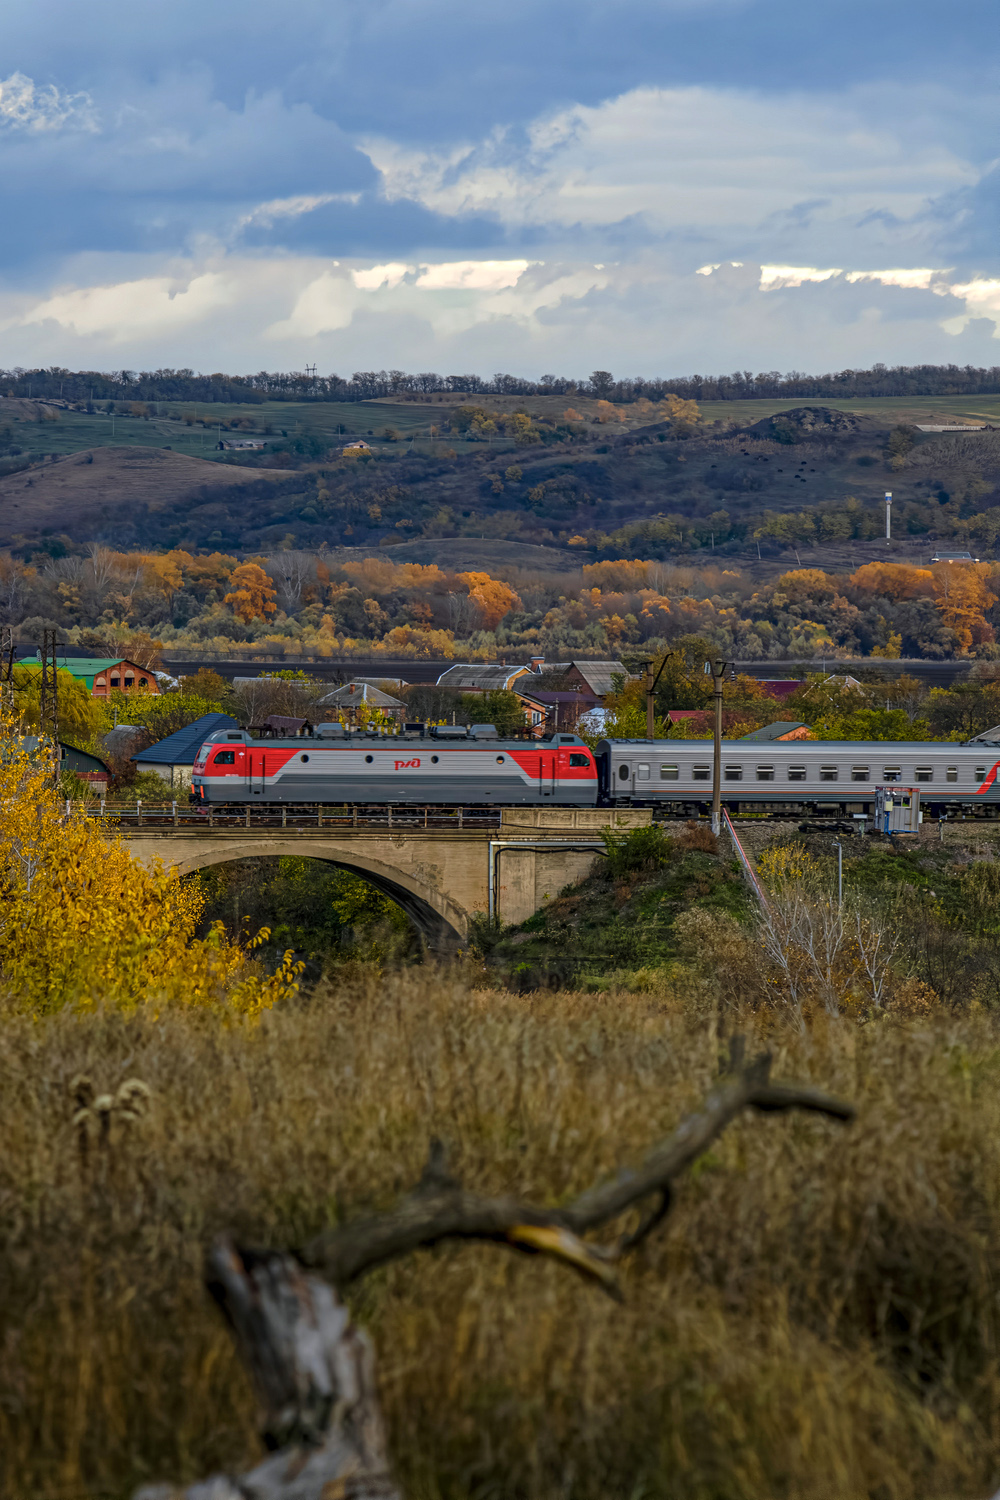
[0,0,998,380]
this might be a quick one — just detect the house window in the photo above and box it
[618,764,630,782]
[915,766,933,783]
[637,763,650,781]
[660,763,679,780]
[110,676,120,687]
[724,765,743,781]
[851,766,869,782]
[693,765,710,781]
[883,766,902,783]
[819,765,838,781]
[756,765,775,781]
[788,765,806,781]
[946,767,958,783]
[138,676,148,688]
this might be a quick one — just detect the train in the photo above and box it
[190,723,1000,818]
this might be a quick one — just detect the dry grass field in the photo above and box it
[0,445,296,545]
[1,973,1000,1500]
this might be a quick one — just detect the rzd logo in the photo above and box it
[394,758,421,770]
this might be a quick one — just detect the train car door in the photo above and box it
[539,749,556,797]
[245,748,266,796]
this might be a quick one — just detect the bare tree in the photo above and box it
[134,1044,853,1500]
[264,552,318,615]
[758,886,901,1017]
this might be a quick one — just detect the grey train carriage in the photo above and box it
[595,738,1000,818]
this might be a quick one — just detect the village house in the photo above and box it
[131,712,237,788]
[18,655,160,698]
[317,680,407,722]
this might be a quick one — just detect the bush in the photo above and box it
[602,823,672,876]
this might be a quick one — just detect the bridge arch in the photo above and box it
[164,840,469,954]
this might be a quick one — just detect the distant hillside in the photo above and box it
[0,446,297,547]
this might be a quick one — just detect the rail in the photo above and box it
[82,801,502,831]
[722,808,771,911]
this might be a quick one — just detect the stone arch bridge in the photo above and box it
[120,808,648,953]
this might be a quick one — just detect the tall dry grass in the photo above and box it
[0,975,999,1500]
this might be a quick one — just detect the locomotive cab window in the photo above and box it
[788,765,806,782]
[213,750,235,765]
[915,766,933,783]
[724,765,742,781]
[756,765,774,781]
[819,765,838,781]
[883,766,902,782]
[947,766,958,783]
[851,766,869,782]
[618,764,629,781]
[660,763,679,780]
[569,753,590,767]
[693,764,710,781]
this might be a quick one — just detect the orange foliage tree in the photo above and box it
[849,563,936,601]
[458,572,522,630]
[224,564,278,623]
[932,563,997,652]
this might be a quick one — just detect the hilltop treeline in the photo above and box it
[6,361,1000,406]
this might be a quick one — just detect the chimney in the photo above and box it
[530,655,544,672]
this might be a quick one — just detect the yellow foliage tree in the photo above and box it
[12,666,106,745]
[658,394,701,427]
[224,563,278,623]
[0,732,301,1015]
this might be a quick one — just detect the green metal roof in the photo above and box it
[18,656,154,690]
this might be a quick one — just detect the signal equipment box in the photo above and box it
[875,786,921,835]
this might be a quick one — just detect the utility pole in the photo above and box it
[39,629,59,785]
[885,491,892,546]
[641,652,674,738]
[833,839,843,909]
[706,658,727,836]
[0,625,13,712]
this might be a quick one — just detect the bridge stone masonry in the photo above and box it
[118,807,652,953]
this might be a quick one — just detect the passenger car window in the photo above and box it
[214,750,235,765]
[569,753,590,767]
[756,765,774,781]
[788,765,806,781]
[976,766,987,781]
[883,766,902,782]
[819,765,838,781]
[637,763,650,781]
[724,765,742,781]
[946,767,958,783]
[915,766,933,782]
[851,766,869,782]
[660,763,679,780]
[693,765,710,781]
[618,764,629,782]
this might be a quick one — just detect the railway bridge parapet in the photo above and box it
[116,806,651,953]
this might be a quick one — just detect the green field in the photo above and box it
[2,399,464,464]
[7,392,1000,467]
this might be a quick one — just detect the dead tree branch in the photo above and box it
[302,1049,854,1289]
[134,1045,854,1500]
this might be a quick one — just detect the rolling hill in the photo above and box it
[0,446,297,547]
